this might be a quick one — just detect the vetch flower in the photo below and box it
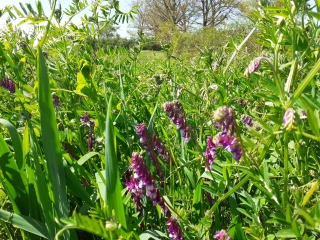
[136,123,164,179]
[214,229,231,240]
[52,93,60,109]
[244,57,262,77]
[212,106,235,134]
[80,112,95,151]
[126,152,170,217]
[204,136,217,169]
[166,217,184,240]
[163,101,191,142]
[0,78,15,93]
[152,134,172,165]
[241,114,254,128]
[282,108,296,131]
[216,132,242,161]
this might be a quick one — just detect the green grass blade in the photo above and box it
[287,57,320,108]
[105,96,127,228]
[0,209,49,239]
[64,163,94,207]
[29,134,56,239]
[0,129,28,216]
[37,47,75,238]
[0,119,24,170]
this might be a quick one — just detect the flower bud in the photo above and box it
[282,108,296,131]
[244,57,262,77]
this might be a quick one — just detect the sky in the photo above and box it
[0,0,317,38]
[0,0,134,37]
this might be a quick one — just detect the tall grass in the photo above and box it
[0,0,319,239]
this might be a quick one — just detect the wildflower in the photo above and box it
[300,110,307,120]
[136,123,164,179]
[126,152,169,216]
[244,57,262,77]
[214,229,231,240]
[282,108,296,131]
[152,134,172,165]
[209,84,218,90]
[42,51,48,59]
[0,78,15,93]
[212,61,219,72]
[80,112,95,151]
[52,94,60,108]
[218,132,242,160]
[241,114,254,128]
[212,106,235,134]
[166,217,184,240]
[163,101,191,142]
[204,136,217,169]
[205,132,242,169]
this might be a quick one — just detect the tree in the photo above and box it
[196,0,241,27]
[131,0,197,36]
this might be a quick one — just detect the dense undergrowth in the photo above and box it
[0,0,319,239]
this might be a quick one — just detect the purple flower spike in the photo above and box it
[163,101,191,142]
[0,78,15,93]
[282,108,296,131]
[204,136,217,170]
[52,94,60,109]
[136,123,164,179]
[214,229,231,240]
[241,114,254,128]
[80,112,95,151]
[126,153,170,217]
[244,57,262,77]
[217,132,242,161]
[152,134,172,165]
[166,217,184,240]
[212,106,235,134]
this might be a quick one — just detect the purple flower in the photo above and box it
[212,106,235,134]
[166,217,184,240]
[0,78,15,93]
[241,114,254,128]
[163,101,191,142]
[152,134,172,165]
[244,57,262,77]
[136,123,164,179]
[300,110,307,120]
[80,112,95,151]
[214,229,231,240]
[204,136,217,169]
[80,112,91,125]
[204,132,242,169]
[126,153,170,217]
[52,94,60,109]
[217,132,242,161]
[282,108,296,131]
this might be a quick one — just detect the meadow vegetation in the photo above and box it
[0,0,319,239]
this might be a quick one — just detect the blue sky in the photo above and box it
[0,0,134,37]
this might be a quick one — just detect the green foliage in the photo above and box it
[0,0,319,239]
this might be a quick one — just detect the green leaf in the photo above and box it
[140,230,168,240]
[77,152,100,166]
[308,11,320,20]
[275,229,298,238]
[0,129,28,216]
[64,162,94,207]
[105,96,127,228]
[0,209,49,239]
[57,212,118,239]
[301,180,319,207]
[37,48,73,238]
[287,57,320,108]
[297,208,316,227]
